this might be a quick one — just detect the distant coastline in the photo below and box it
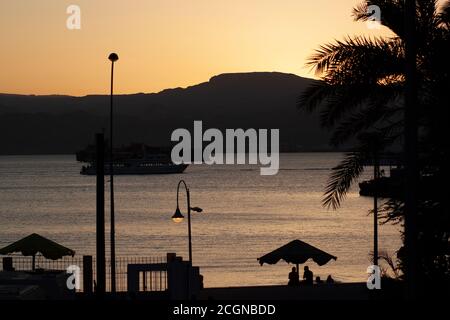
[0,150,346,157]
[0,72,332,155]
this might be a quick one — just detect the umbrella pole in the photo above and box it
[296,263,299,273]
[32,254,35,271]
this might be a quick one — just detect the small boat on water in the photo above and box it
[76,143,188,175]
[359,153,403,198]
[359,175,403,198]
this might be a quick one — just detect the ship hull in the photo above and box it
[80,163,188,175]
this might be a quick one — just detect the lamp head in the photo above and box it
[108,53,119,62]
[171,207,184,223]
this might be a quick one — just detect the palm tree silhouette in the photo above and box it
[299,0,450,210]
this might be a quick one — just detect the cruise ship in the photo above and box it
[76,143,188,175]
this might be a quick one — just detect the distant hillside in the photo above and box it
[0,72,332,155]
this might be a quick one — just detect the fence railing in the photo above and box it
[0,255,167,293]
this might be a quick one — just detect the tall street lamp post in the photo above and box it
[108,52,118,293]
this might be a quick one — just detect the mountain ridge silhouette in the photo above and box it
[0,72,332,155]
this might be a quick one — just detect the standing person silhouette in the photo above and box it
[303,266,313,285]
[326,275,335,284]
[288,267,300,286]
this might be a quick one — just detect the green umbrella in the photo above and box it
[257,239,337,271]
[0,233,75,270]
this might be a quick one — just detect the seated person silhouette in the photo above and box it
[303,266,313,285]
[288,267,300,286]
[326,275,335,284]
[315,276,323,284]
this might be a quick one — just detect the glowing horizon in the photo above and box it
[0,0,393,96]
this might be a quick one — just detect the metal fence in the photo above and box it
[0,255,167,293]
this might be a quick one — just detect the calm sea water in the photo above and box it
[0,153,401,287]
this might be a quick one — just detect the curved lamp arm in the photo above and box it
[176,180,189,211]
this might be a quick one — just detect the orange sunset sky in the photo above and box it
[0,0,393,96]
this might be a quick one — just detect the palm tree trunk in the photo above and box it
[404,0,419,299]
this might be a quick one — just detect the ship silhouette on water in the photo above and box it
[76,143,188,175]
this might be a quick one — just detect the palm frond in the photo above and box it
[323,152,366,209]
[319,86,368,128]
[328,85,403,145]
[437,1,450,29]
[318,81,402,129]
[299,36,404,129]
[307,36,404,83]
[330,106,388,146]
[353,1,406,38]
[378,199,404,225]
[297,81,332,112]
[323,131,394,210]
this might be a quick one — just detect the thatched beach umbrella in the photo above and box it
[0,233,75,270]
[257,239,337,271]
